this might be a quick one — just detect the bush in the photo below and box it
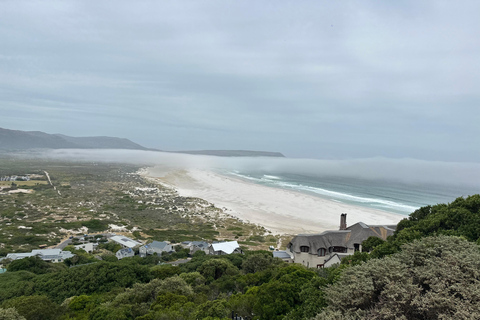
[315,236,480,319]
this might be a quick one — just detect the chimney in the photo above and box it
[340,213,347,230]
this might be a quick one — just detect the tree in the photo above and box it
[7,256,55,274]
[371,195,480,259]
[241,252,276,274]
[198,259,239,282]
[314,236,480,319]
[361,236,385,252]
[0,296,61,320]
[0,308,26,320]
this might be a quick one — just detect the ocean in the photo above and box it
[225,170,477,216]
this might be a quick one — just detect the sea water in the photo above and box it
[225,170,477,216]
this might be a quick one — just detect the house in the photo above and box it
[74,242,97,253]
[139,241,173,258]
[109,235,142,248]
[209,241,242,255]
[191,241,210,254]
[3,249,75,263]
[287,214,396,268]
[116,248,135,260]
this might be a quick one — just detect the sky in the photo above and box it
[1,1,479,161]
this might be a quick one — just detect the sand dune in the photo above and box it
[143,166,404,234]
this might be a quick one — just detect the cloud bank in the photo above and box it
[34,149,480,190]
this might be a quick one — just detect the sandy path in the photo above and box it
[143,167,404,235]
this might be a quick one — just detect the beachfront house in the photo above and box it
[287,214,396,268]
[139,241,173,258]
[209,241,243,255]
[2,249,75,263]
[109,235,142,249]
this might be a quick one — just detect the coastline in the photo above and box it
[141,166,404,235]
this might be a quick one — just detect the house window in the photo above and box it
[300,246,309,253]
[318,248,327,256]
[354,243,360,252]
[332,246,347,253]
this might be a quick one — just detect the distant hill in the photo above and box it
[173,150,285,157]
[0,128,285,157]
[0,128,148,151]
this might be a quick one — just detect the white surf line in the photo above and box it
[44,171,61,196]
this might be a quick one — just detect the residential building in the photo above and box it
[116,248,135,260]
[139,241,173,258]
[109,235,142,248]
[287,214,396,268]
[185,241,210,255]
[74,242,97,253]
[209,241,242,255]
[2,249,75,263]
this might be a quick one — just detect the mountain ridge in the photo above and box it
[0,128,285,157]
[0,127,148,151]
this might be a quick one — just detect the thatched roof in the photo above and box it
[288,222,395,254]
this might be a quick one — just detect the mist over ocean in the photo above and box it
[226,170,477,216]
[39,149,480,216]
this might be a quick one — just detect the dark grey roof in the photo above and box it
[191,241,209,248]
[148,241,169,250]
[273,251,292,259]
[288,222,395,254]
[324,253,349,264]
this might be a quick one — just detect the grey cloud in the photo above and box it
[0,1,479,161]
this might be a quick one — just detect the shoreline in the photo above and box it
[141,166,404,235]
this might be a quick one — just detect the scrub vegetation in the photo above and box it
[1,156,480,319]
[0,157,276,256]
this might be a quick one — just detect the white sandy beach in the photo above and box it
[143,166,404,234]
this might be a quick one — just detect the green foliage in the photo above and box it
[194,299,229,319]
[340,251,370,266]
[0,295,61,320]
[361,236,385,252]
[372,195,480,259]
[179,272,206,288]
[315,236,480,319]
[159,247,189,262]
[0,272,36,303]
[81,219,109,232]
[150,264,181,279]
[152,292,189,310]
[198,259,239,282]
[0,308,26,320]
[64,249,97,267]
[7,256,58,274]
[241,251,277,274]
[98,241,122,253]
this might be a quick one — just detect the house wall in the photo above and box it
[290,247,355,268]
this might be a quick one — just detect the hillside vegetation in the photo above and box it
[1,157,480,319]
[0,157,277,256]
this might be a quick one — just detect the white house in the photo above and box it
[74,243,97,253]
[109,235,142,248]
[4,249,75,263]
[209,241,242,255]
[139,241,173,258]
[287,214,396,268]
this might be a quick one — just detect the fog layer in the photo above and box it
[32,149,480,189]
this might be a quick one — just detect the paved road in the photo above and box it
[55,238,72,249]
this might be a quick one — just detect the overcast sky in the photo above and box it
[1,1,479,161]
